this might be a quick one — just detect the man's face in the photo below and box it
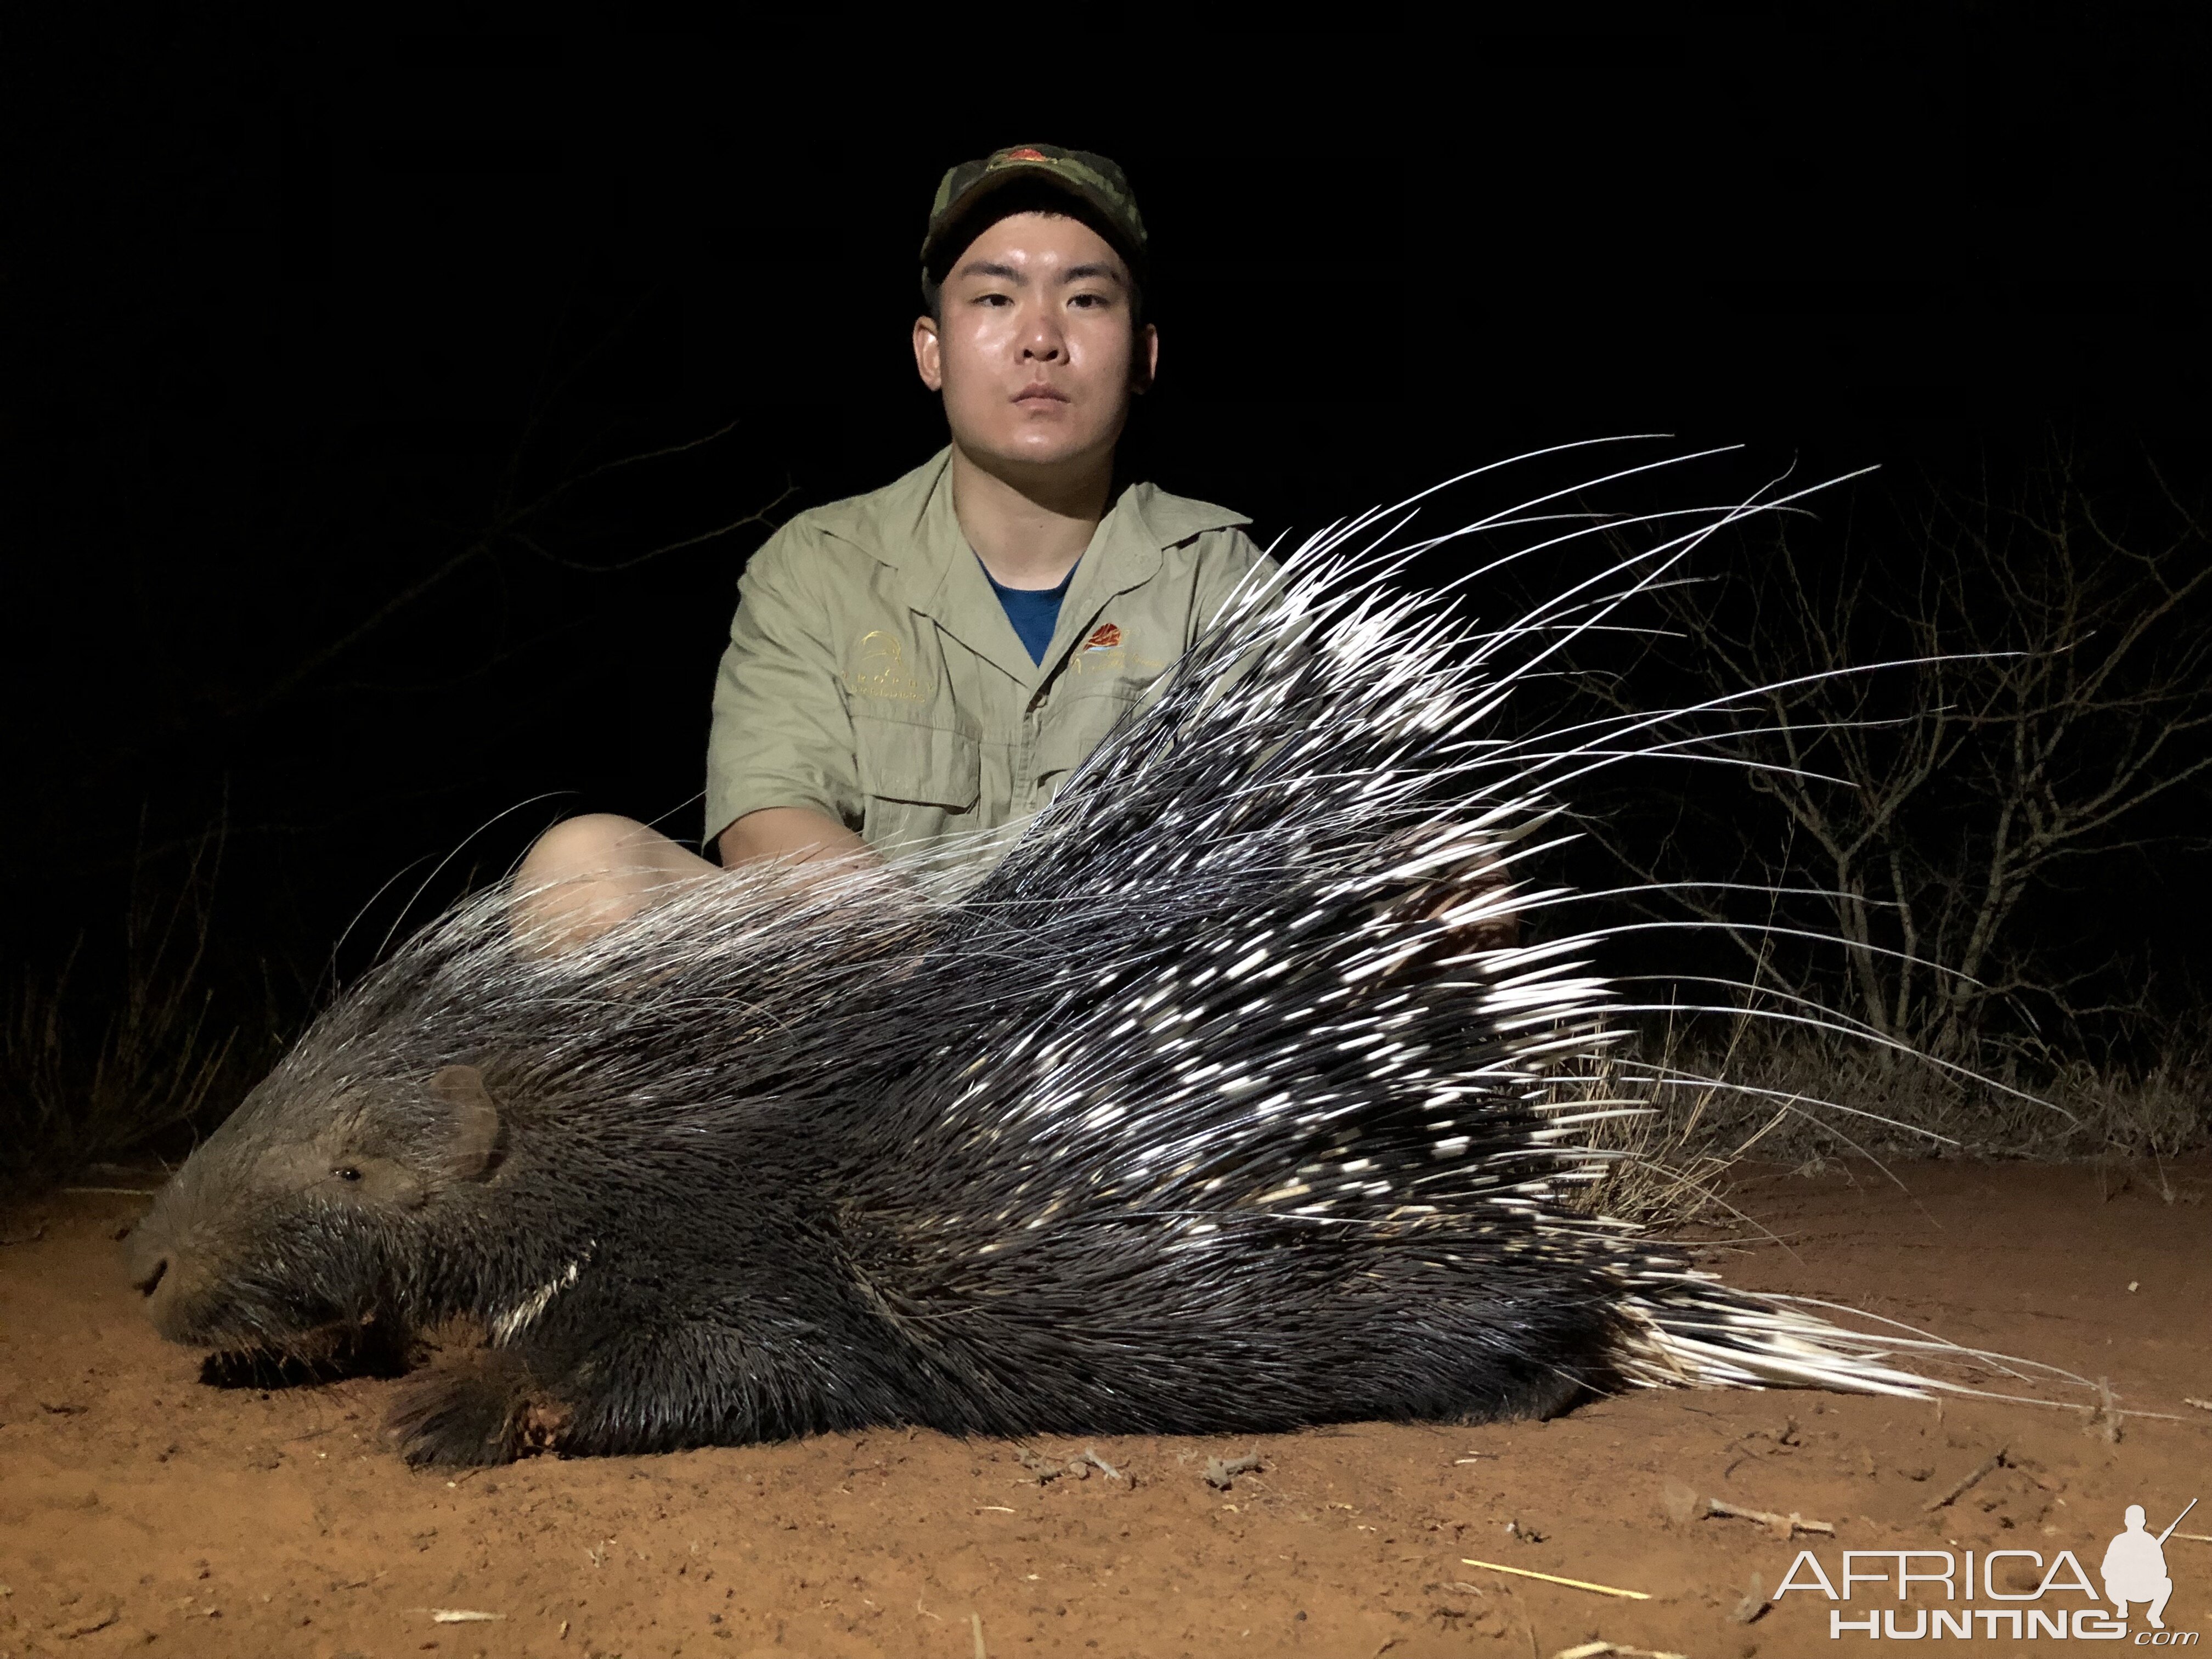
[913,210,1156,477]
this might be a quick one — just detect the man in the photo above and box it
[514,145,1271,949]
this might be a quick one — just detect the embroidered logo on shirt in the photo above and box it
[847,630,926,701]
[1083,624,1122,650]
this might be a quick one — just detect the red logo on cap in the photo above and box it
[1001,147,1051,162]
[1084,624,1122,650]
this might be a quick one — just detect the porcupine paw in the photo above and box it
[385,1338,546,1466]
[199,1321,410,1389]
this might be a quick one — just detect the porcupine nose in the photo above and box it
[134,1246,208,1341]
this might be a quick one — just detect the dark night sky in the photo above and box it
[4,16,2206,1030]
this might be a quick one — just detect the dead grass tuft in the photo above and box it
[1,844,263,1194]
[1567,1015,2212,1229]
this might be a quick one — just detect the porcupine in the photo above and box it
[127,449,1998,1466]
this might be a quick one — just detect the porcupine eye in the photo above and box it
[333,1166,363,1183]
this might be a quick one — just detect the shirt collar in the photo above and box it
[823,446,1251,683]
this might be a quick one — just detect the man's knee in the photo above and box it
[510,814,723,956]
[517,813,654,890]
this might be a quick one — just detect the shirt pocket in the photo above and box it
[851,713,984,854]
[1034,685,1147,798]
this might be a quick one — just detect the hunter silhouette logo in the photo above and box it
[1772,1496,2198,1641]
[2106,1499,2192,1630]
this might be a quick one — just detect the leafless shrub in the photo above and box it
[1576,437,2212,1065]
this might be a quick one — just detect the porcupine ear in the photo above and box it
[426,1064,502,1181]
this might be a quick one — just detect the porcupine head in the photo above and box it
[123,977,615,1475]
[121,869,906,1467]
[127,1039,506,1383]
[114,824,697,1445]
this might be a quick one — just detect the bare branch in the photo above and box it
[1565,435,2212,1060]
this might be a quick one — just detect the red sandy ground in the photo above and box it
[3,1159,2207,1659]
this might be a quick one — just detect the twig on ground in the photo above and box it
[1707,1498,1835,1538]
[1551,1641,1689,1659]
[1014,1443,1124,1484]
[1731,1571,1770,1623]
[2087,1380,2124,1443]
[1460,1560,1651,1600]
[1205,1452,1264,1490]
[1666,1479,1832,1537]
[1925,1449,2007,1512]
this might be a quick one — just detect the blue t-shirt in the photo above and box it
[978,554,1079,666]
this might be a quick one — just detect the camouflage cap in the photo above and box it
[921,143,1148,280]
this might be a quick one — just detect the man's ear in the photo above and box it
[426,1064,502,1181]
[913,314,944,391]
[1132,322,1158,396]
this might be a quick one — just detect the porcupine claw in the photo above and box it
[385,1330,548,1466]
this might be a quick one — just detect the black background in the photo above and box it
[4,16,2205,1049]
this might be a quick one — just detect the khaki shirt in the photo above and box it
[706,448,1270,861]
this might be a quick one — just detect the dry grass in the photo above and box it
[1,857,261,1194]
[1567,1014,2212,1228]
